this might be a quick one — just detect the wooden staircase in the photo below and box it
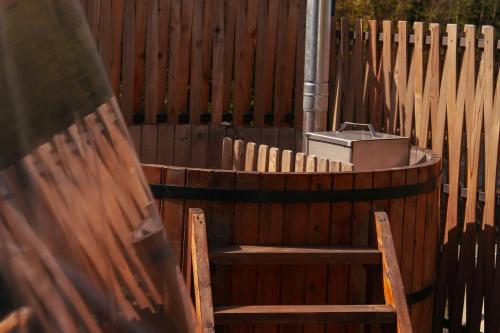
[187,209,412,333]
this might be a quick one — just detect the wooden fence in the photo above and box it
[81,1,500,331]
[80,0,305,128]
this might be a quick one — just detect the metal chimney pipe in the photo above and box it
[302,0,332,150]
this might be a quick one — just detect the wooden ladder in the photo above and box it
[187,209,412,333]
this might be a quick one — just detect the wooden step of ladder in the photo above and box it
[214,304,396,325]
[186,209,413,333]
[210,245,381,265]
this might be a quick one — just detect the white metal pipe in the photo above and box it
[302,0,332,150]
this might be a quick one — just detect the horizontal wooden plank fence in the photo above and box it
[80,1,500,331]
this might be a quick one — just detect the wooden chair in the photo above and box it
[186,208,412,333]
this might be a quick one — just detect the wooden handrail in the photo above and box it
[373,211,413,333]
[188,209,215,333]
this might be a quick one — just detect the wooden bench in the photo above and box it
[186,208,412,333]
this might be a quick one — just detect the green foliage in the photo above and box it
[335,0,500,30]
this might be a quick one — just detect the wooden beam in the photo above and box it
[189,208,215,333]
[210,245,381,265]
[374,211,413,333]
[214,304,396,324]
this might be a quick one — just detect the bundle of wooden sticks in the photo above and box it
[0,99,199,332]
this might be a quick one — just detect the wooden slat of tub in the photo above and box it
[268,148,281,172]
[233,140,245,171]
[347,172,373,333]
[190,125,209,168]
[221,137,234,170]
[388,170,406,265]
[400,168,418,297]
[295,153,306,172]
[327,172,354,333]
[306,155,317,173]
[208,125,227,169]
[304,173,333,333]
[173,125,192,167]
[317,157,328,173]
[162,167,187,266]
[157,124,175,165]
[233,0,257,126]
[329,161,340,172]
[281,151,294,173]
[245,142,257,172]
[210,170,236,307]
[255,173,286,333]
[410,166,429,332]
[140,124,158,164]
[280,173,310,333]
[257,145,269,172]
[231,172,261,333]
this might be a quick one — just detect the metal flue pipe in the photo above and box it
[302,0,333,149]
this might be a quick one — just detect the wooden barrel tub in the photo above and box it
[141,129,441,333]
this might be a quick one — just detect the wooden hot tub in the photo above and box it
[141,128,440,333]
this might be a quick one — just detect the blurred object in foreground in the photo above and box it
[0,0,199,332]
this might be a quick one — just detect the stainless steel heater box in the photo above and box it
[305,122,410,171]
